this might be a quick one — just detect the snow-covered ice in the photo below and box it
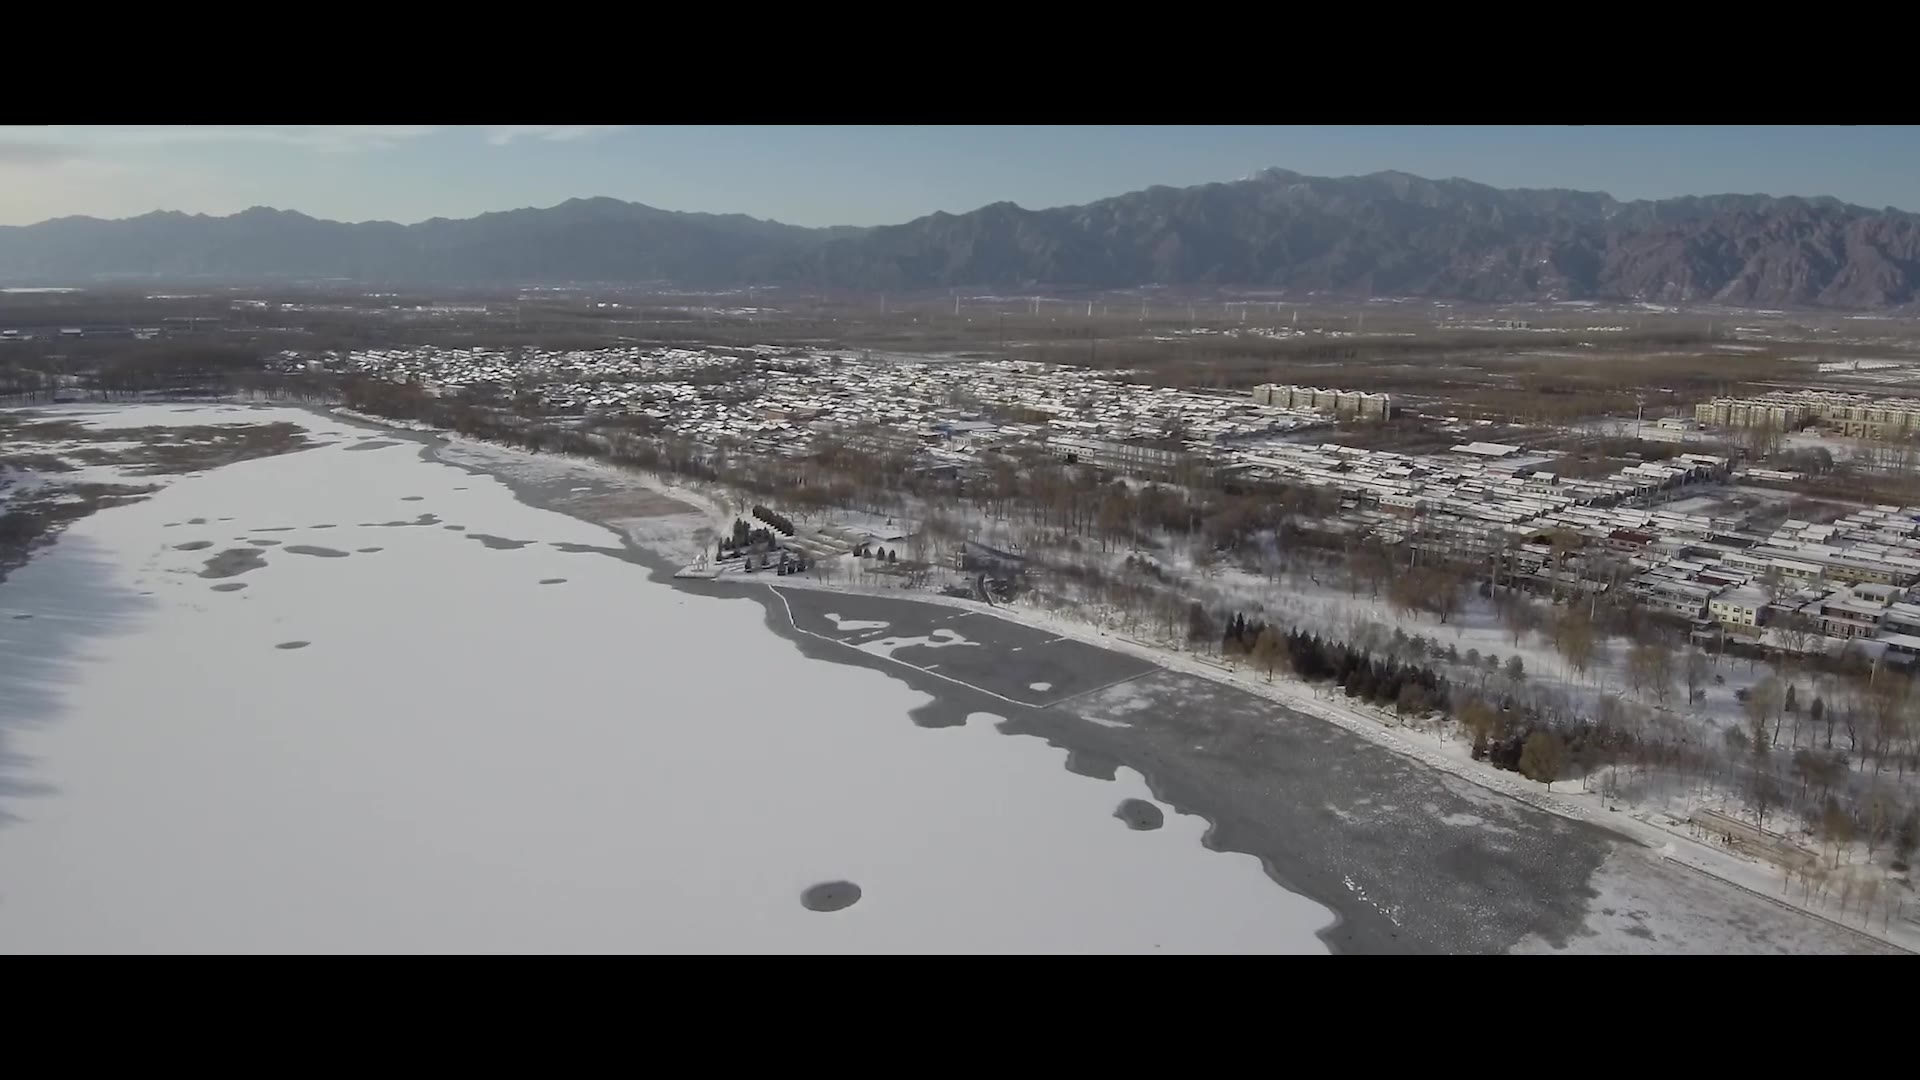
[0,405,1333,953]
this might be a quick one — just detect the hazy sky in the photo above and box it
[2,125,1916,228]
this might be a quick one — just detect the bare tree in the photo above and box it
[1863,788,1896,858]
[1351,541,1392,599]
[1252,626,1285,684]
[1627,641,1656,699]
[1684,647,1710,706]
[1748,742,1779,832]
[1557,610,1598,681]
[1190,544,1218,580]
[1647,644,1676,706]
[1429,567,1465,625]
[1520,731,1569,792]
[1457,696,1499,756]
[1502,597,1537,647]
[1821,796,1853,869]
[1867,674,1912,776]
[1745,677,1783,748]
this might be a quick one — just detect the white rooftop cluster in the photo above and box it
[338,347,1337,454]
[1230,441,1728,532]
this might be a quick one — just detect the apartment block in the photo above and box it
[1252,384,1391,421]
[1695,391,1920,439]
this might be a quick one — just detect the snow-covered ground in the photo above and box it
[261,406,1920,952]
[0,404,1334,954]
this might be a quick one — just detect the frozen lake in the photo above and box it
[0,405,1333,953]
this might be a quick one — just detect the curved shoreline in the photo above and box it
[395,422,1569,954]
[320,408,1896,955]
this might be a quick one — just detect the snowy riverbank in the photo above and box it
[342,410,1909,953]
[0,404,1336,953]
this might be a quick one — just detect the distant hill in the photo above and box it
[0,198,845,287]
[5,169,1918,308]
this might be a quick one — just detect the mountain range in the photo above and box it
[4,168,1918,309]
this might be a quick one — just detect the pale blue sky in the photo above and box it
[1,125,1915,228]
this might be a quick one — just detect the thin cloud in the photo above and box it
[0,140,87,167]
[484,125,627,146]
[6,126,444,153]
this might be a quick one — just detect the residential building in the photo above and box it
[1708,585,1769,631]
[1696,391,1920,440]
[1251,384,1390,420]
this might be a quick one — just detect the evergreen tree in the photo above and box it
[1505,654,1526,683]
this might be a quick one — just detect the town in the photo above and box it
[309,343,1920,671]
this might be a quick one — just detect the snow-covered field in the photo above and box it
[0,405,1334,953]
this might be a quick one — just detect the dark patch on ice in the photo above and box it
[454,486,468,490]
[187,517,206,525]
[343,439,402,452]
[309,523,337,529]
[1622,924,1656,940]
[1114,799,1165,831]
[800,881,861,912]
[360,513,440,528]
[163,522,180,528]
[910,708,967,729]
[247,539,280,547]
[285,545,349,558]
[199,548,267,579]
[538,577,567,585]
[210,583,247,593]
[275,641,310,650]
[11,613,32,620]
[467,533,535,550]
[252,526,297,533]
[173,540,213,551]
[401,495,424,502]
[443,525,466,531]
[1062,747,1120,781]
[357,546,383,553]
[548,541,633,560]
[218,517,233,521]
